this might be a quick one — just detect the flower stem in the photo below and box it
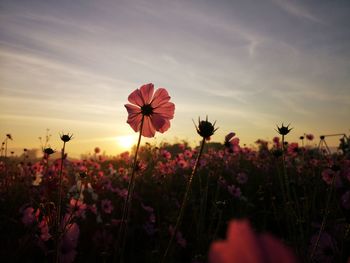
[116,115,144,262]
[310,172,336,261]
[55,141,66,263]
[161,137,206,263]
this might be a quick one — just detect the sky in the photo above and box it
[0,0,349,157]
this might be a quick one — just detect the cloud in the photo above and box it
[271,0,324,24]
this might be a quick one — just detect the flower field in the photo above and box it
[0,84,349,263]
[1,134,350,263]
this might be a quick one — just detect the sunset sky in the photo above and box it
[1,0,349,157]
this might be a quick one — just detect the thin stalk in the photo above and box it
[55,141,66,263]
[5,138,8,158]
[161,137,206,263]
[61,183,84,235]
[282,134,291,200]
[115,115,144,262]
[310,173,336,261]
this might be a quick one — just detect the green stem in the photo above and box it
[310,173,336,261]
[161,137,206,263]
[55,141,66,263]
[115,115,144,262]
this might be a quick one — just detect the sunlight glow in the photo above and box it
[116,135,136,150]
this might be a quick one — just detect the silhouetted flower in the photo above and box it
[209,220,297,263]
[94,147,100,154]
[224,132,236,148]
[6,134,12,140]
[60,133,73,142]
[276,123,292,136]
[306,134,314,141]
[101,199,114,214]
[44,147,55,155]
[125,83,175,137]
[194,116,218,140]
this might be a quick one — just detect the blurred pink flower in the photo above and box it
[236,172,248,184]
[61,215,80,263]
[209,220,298,263]
[306,134,314,141]
[38,217,51,241]
[162,150,172,159]
[21,207,37,226]
[322,168,335,185]
[169,225,187,248]
[94,147,100,154]
[227,185,242,198]
[101,199,114,214]
[287,143,299,157]
[224,132,240,153]
[125,83,175,137]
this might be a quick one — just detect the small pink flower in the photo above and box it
[209,220,298,263]
[224,132,240,153]
[273,136,280,145]
[184,149,193,159]
[101,199,114,214]
[306,134,314,141]
[236,172,248,184]
[169,225,187,248]
[227,185,241,198]
[94,147,101,154]
[162,150,172,159]
[287,143,299,157]
[125,83,175,138]
[177,159,188,169]
[38,217,51,241]
[322,169,335,185]
[21,207,36,226]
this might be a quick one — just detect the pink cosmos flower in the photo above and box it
[224,132,240,153]
[125,83,175,138]
[169,225,187,248]
[21,207,36,226]
[61,214,80,263]
[209,220,298,263]
[227,185,242,198]
[101,199,114,214]
[306,134,314,141]
[236,172,248,184]
[94,147,100,154]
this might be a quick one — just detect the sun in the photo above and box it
[116,135,136,150]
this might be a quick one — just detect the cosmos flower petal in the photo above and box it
[151,114,166,130]
[127,113,143,132]
[225,132,236,142]
[209,241,235,263]
[225,220,263,261]
[125,104,141,114]
[209,220,297,263]
[125,84,174,137]
[140,83,154,104]
[128,88,144,106]
[158,119,171,133]
[142,116,156,138]
[153,102,175,118]
[151,88,171,106]
[260,234,298,263]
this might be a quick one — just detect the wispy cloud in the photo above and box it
[271,0,324,24]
